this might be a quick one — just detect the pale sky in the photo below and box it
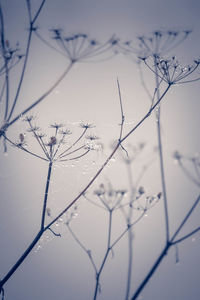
[0,1,200,299]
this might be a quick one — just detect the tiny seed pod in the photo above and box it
[48,136,57,146]
[5,40,9,47]
[19,133,24,142]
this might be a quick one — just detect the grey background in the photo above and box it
[0,0,200,299]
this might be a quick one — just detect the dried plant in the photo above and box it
[0,2,200,299]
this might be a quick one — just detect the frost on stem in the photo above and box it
[46,204,78,227]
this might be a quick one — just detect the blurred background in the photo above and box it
[0,0,200,299]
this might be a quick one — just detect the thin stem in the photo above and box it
[7,0,46,121]
[58,128,87,158]
[44,142,120,230]
[67,224,97,274]
[0,230,43,291]
[32,0,46,24]
[41,161,53,230]
[121,83,171,143]
[117,78,125,141]
[130,194,200,300]
[131,243,170,300]
[1,62,74,135]
[3,133,48,161]
[171,195,200,242]
[125,227,133,300]
[28,120,50,159]
[172,227,200,245]
[0,3,9,121]
[124,162,134,300]
[45,83,171,230]
[111,211,145,249]
[7,13,32,121]
[154,56,170,243]
[179,161,200,187]
[93,210,113,300]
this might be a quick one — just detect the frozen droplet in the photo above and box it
[19,114,24,121]
[34,244,42,253]
[55,222,59,227]
[72,212,78,219]
[110,157,116,163]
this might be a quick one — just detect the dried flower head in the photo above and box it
[51,32,118,63]
[120,29,192,59]
[94,182,127,210]
[80,122,95,129]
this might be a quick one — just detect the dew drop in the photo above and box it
[72,212,78,219]
[34,244,42,253]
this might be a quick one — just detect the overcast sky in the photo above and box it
[0,1,200,299]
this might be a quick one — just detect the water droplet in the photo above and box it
[110,157,116,163]
[72,212,78,219]
[34,244,42,253]
[4,152,8,157]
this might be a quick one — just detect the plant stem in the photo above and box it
[0,160,53,292]
[131,243,170,300]
[125,228,133,300]
[0,230,43,292]
[93,210,113,300]
[41,161,53,230]
[125,163,134,300]
[0,62,74,137]
[154,57,170,243]
[130,194,200,300]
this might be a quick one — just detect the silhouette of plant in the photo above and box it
[0,2,200,298]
